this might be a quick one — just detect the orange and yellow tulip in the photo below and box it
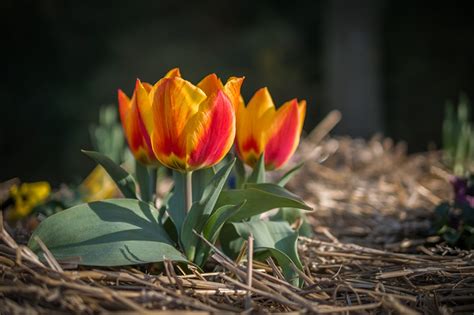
[118,80,157,165]
[235,88,306,170]
[119,68,243,171]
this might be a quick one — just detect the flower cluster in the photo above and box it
[118,68,306,172]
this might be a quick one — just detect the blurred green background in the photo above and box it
[1,0,474,184]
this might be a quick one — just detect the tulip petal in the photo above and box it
[118,89,131,128]
[135,79,154,137]
[298,100,306,134]
[263,99,301,170]
[118,86,155,164]
[186,91,235,170]
[235,88,275,166]
[151,77,207,169]
[197,73,224,96]
[224,77,244,111]
[165,68,182,78]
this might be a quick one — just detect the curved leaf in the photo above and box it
[180,159,236,260]
[28,199,186,266]
[216,183,312,222]
[82,150,138,199]
[194,201,246,265]
[230,220,302,286]
[247,153,265,184]
[277,162,304,187]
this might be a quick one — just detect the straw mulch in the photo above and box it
[1,112,473,314]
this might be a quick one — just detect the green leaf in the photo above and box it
[194,201,246,266]
[167,171,187,238]
[82,150,138,199]
[235,157,247,188]
[247,153,265,184]
[28,199,186,266]
[216,183,312,222]
[192,167,216,202]
[277,162,304,187]
[135,161,158,203]
[271,208,313,237]
[230,220,303,286]
[219,223,244,260]
[180,159,236,260]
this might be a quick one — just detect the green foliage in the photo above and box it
[135,161,158,203]
[225,221,303,286]
[89,105,126,164]
[247,153,266,184]
[271,208,313,237]
[31,146,312,285]
[216,183,312,221]
[277,162,304,187]
[234,157,247,188]
[434,201,474,249]
[194,201,246,265]
[28,199,186,265]
[180,159,235,261]
[442,94,474,176]
[82,150,138,199]
[167,171,187,237]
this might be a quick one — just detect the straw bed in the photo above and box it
[1,126,473,314]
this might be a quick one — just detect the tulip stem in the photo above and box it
[185,171,193,213]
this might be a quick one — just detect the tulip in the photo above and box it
[119,68,243,210]
[118,80,158,165]
[140,68,243,172]
[236,87,306,170]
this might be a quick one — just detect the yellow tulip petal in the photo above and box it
[235,88,276,166]
[135,79,154,135]
[151,77,207,170]
[223,77,244,111]
[165,67,182,78]
[298,100,306,134]
[197,73,224,96]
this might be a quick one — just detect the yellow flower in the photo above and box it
[9,182,51,219]
[81,165,118,202]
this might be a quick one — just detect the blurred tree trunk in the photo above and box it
[324,0,385,137]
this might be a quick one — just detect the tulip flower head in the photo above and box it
[236,88,306,170]
[119,68,244,171]
[118,80,157,165]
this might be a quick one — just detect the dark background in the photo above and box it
[1,0,474,184]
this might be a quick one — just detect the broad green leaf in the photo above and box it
[277,162,304,187]
[230,220,303,286]
[180,159,236,260]
[168,171,186,237]
[135,161,158,203]
[216,183,312,222]
[28,199,186,266]
[82,150,138,199]
[247,153,265,184]
[194,201,246,266]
